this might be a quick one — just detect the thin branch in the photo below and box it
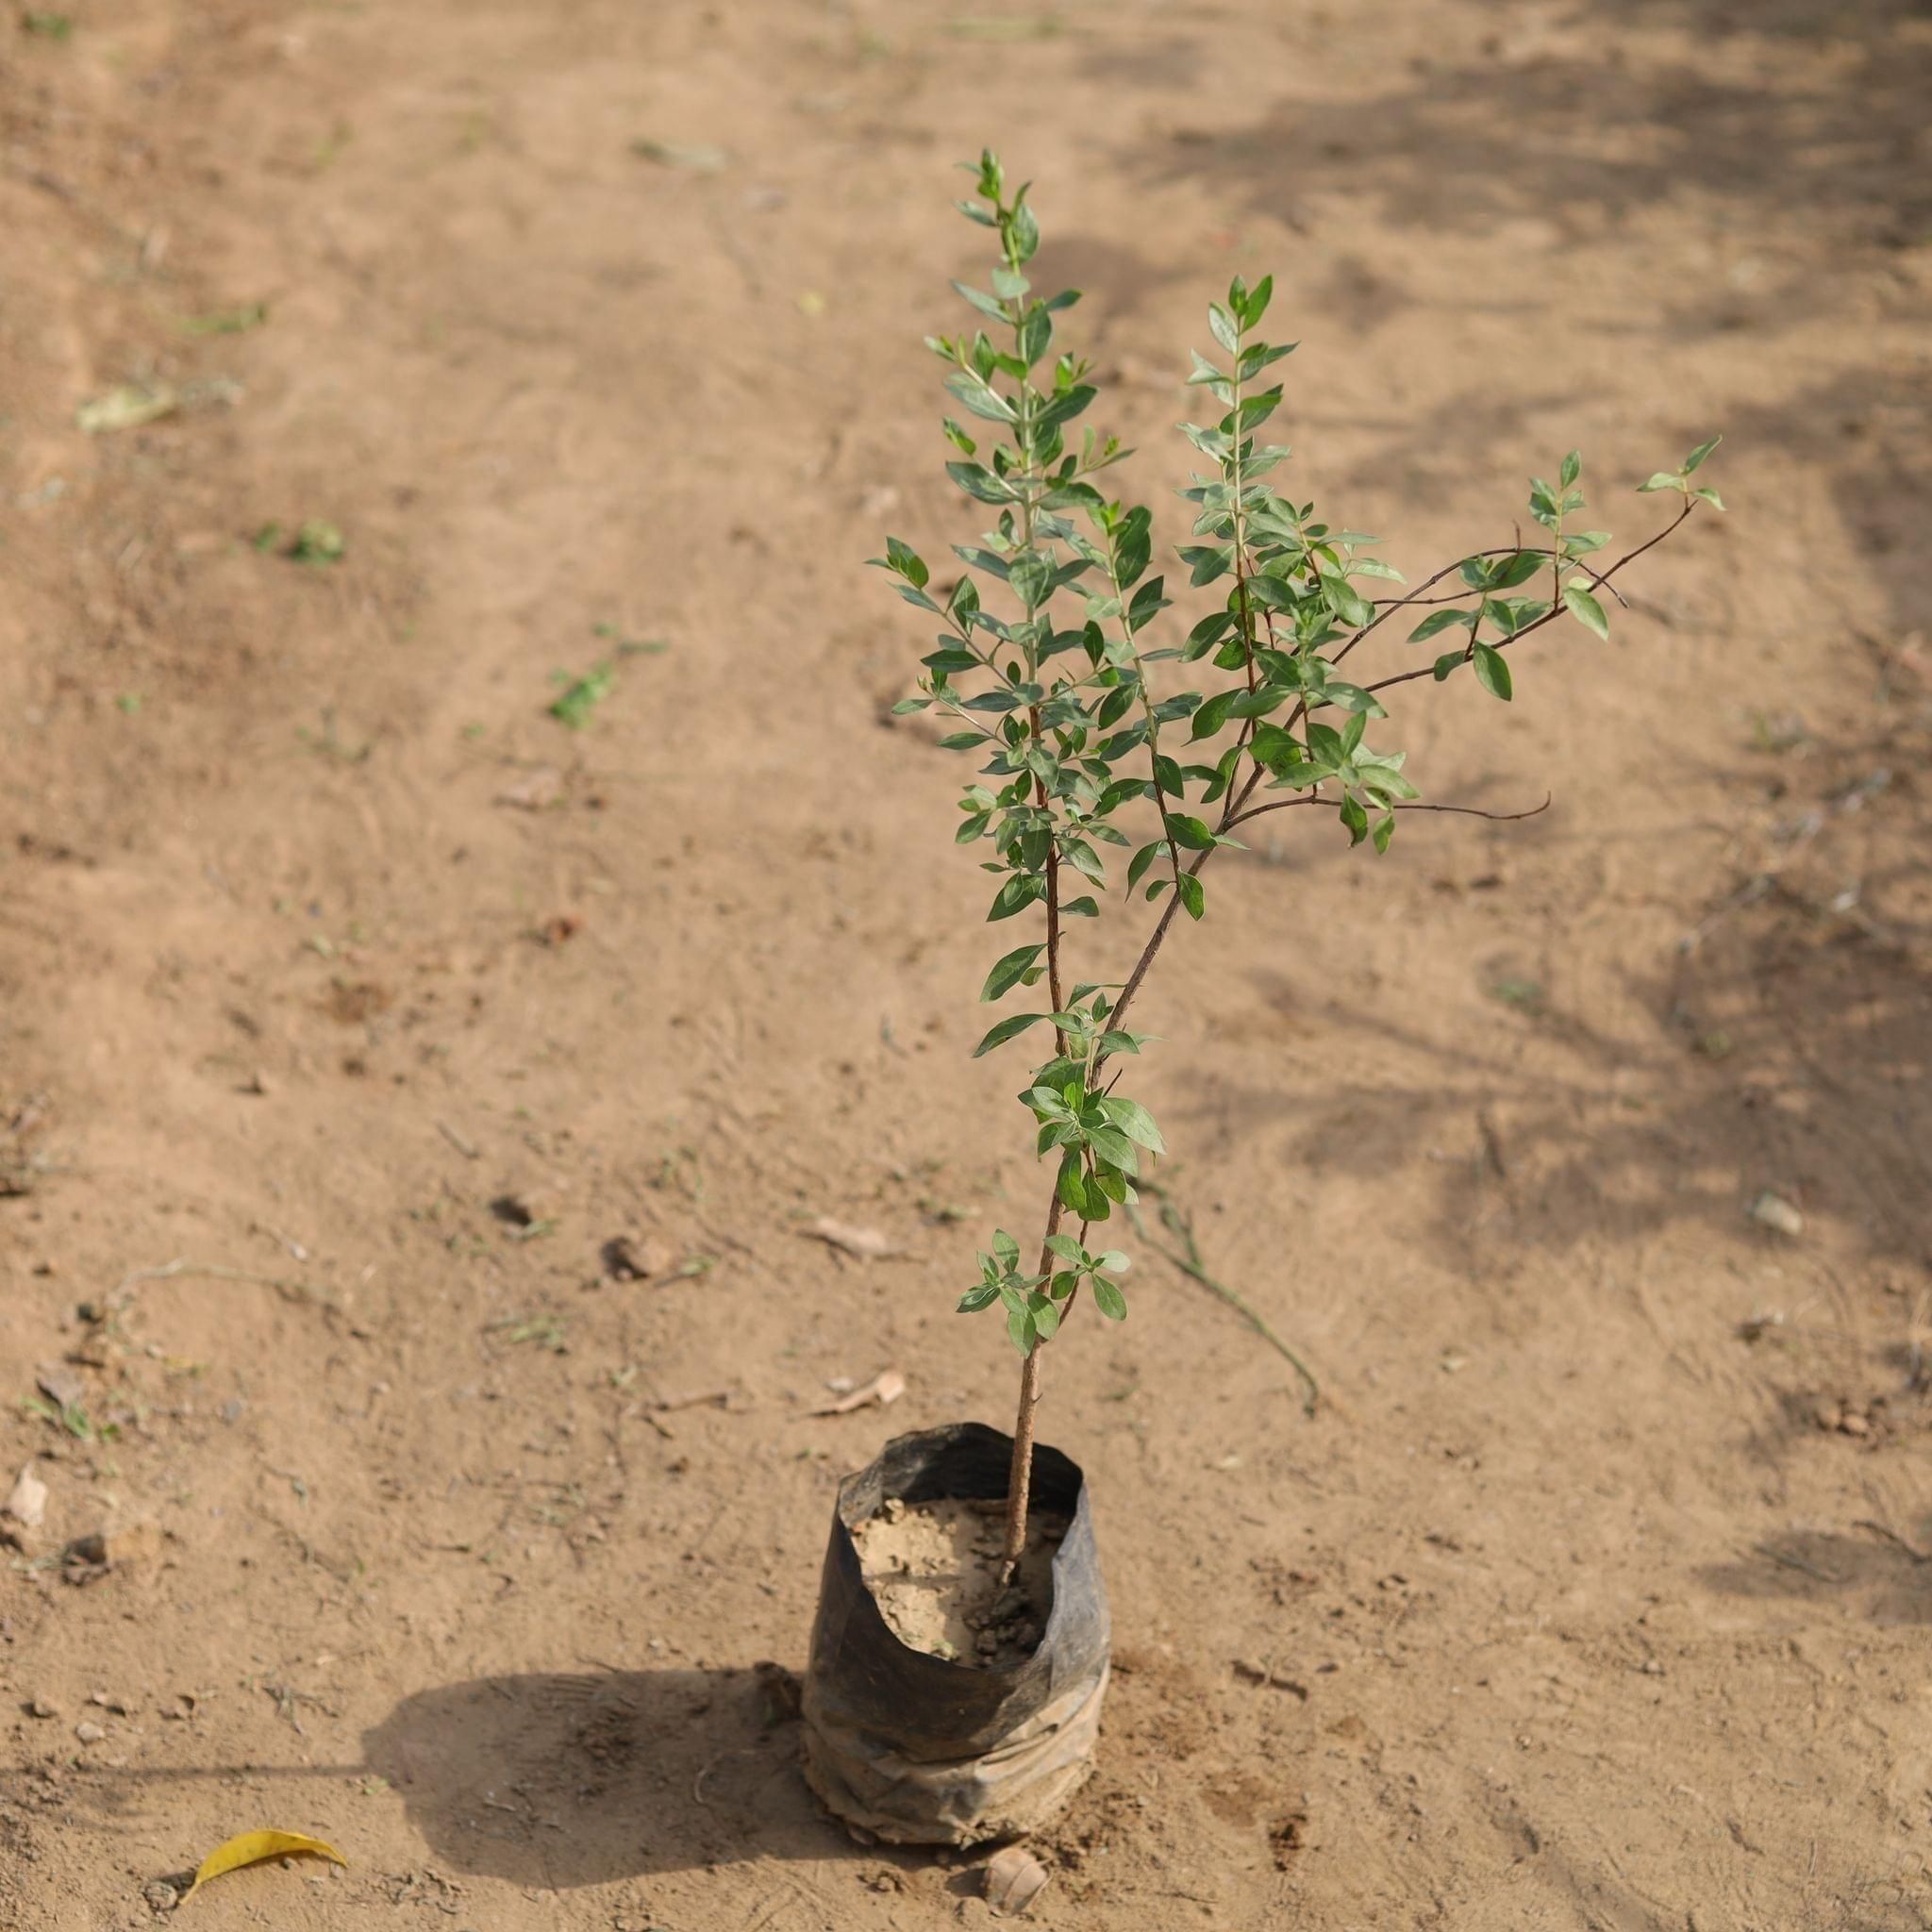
[1224,791,1551,834]
[1361,502,1692,700]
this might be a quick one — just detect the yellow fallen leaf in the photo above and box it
[75,382,179,435]
[180,1829,346,1904]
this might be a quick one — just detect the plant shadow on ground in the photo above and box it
[359,1667,839,1885]
[1141,0,1931,249]
[1205,870,1931,1281]
[1698,1512,1932,1624]
[1175,701,1929,1488]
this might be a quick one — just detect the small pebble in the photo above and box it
[75,1720,105,1744]
[1749,1191,1804,1238]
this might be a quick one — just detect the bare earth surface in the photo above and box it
[3,2,1930,1927]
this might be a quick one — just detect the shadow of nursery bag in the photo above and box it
[800,1422,1110,1845]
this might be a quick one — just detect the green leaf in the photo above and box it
[1682,434,1721,474]
[1409,608,1476,643]
[1488,550,1545,590]
[1100,1096,1165,1154]
[981,942,1044,1001]
[1057,1153,1088,1215]
[1178,544,1231,587]
[1008,550,1052,610]
[1562,581,1610,641]
[1036,384,1098,428]
[988,874,1044,921]
[1324,577,1374,627]
[1091,1277,1128,1321]
[951,280,1008,322]
[1431,649,1465,682]
[1322,680,1385,717]
[1637,472,1682,493]
[1558,449,1581,490]
[957,1283,999,1312]
[1176,872,1205,920]
[1472,641,1513,701]
[1208,303,1240,355]
[1085,1125,1139,1174]
[1125,841,1163,892]
[1340,791,1369,845]
[1692,486,1725,510]
[884,536,928,588]
[1006,1301,1037,1355]
[946,460,1015,505]
[1043,1233,1085,1264]
[1008,198,1040,264]
[1372,810,1395,854]
[1029,1293,1060,1341]
[991,1228,1021,1268]
[945,372,1017,424]
[973,1012,1050,1058]
[1166,813,1215,851]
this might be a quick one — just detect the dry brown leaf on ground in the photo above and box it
[4,1464,48,1528]
[178,1828,347,1904]
[983,1844,1051,1916]
[809,1370,906,1417]
[803,1216,902,1260]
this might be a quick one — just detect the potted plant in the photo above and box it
[800,151,1722,1847]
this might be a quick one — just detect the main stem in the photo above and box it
[1001,1186,1064,1581]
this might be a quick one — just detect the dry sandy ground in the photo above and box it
[3,1,1930,1927]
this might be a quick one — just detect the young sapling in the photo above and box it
[877,150,1723,1586]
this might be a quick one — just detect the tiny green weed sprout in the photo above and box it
[876,151,1722,1575]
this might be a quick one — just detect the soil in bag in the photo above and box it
[852,1495,1068,1668]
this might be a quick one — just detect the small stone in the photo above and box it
[26,1697,58,1719]
[243,1069,273,1096]
[1749,1191,1804,1238]
[4,1464,48,1529]
[1840,1410,1872,1438]
[35,1362,85,1411]
[75,1720,105,1743]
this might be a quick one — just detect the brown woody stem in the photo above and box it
[1002,1188,1064,1580]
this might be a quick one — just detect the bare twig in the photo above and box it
[1125,1184,1321,1416]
